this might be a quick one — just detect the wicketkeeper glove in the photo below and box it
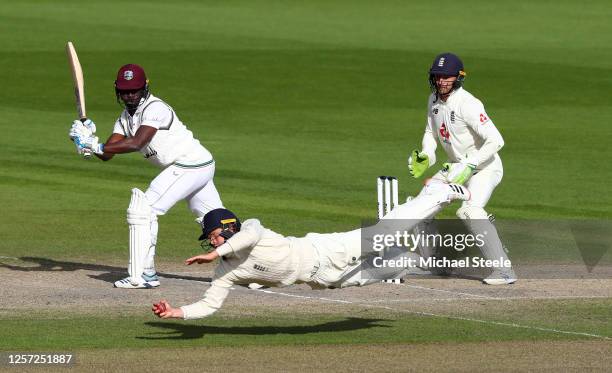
[442,162,475,185]
[408,150,429,178]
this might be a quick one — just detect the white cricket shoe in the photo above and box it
[483,269,517,285]
[114,273,160,289]
[447,183,471,202]
[423,179,471,202]
[247,282,267,290]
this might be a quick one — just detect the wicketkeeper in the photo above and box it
[153,179,470,319]
[407,52,516,285]
[68,64,224,289]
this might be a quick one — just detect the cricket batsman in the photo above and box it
[407,52,517,285]
[152,179,470,320]
[69,64,224,289]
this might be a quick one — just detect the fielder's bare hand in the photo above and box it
[152,300,183,319]
[185,251,219,265]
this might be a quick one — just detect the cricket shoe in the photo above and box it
[447,183,471,202]
[483,269,517,285]
[423,178,471,202]
[114,273,160,289]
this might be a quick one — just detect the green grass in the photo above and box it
[0,307,600,351]
[1,0,611,262]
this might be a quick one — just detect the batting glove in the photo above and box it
[69,119,96,138]
[82,119,96,134]
[443,162,475,185]
[408,150,429,178]
[77,135,104,155]
[69,121,88,140]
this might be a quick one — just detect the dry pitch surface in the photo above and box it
[1,257,611,372]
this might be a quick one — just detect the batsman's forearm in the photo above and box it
[95,152,114,161]
[102,139,144,154]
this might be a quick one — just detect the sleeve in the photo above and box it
[180,264,237,320]
[215,219,264,257]
[112,117,127,136]
[141,101,173,130]
[421,115,438,166]
[461,98,504,167]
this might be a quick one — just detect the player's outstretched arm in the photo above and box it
[185,250,220,265]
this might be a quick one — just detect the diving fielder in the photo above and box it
[69,64,223,289]
[407,52,516,285]
[152,179,470,320]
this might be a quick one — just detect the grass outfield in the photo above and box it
[1,302,611,370]
[2,299,612,350]
[0,0,611,371]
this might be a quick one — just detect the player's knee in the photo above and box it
[127,188,153,225]
[456,205,488,220]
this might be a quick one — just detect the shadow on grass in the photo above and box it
[0,256,211,283]
[139,317,390,339]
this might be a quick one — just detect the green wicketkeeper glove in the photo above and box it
[443,162,476,185]
[408,150,429,178]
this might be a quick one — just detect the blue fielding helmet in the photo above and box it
[199,208,241,241]
[428,52,466,95]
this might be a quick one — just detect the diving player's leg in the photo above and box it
[338,247,423,288]
[383,179,470,220]
[459,169,516,285]
[316,181,471,289]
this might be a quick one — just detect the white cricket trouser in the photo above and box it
[432,165,511,274]
[462,167,503,208]
[145,162,223,217]
[139,162,223,277]
[307,183,457,288]
[307,230,418,289]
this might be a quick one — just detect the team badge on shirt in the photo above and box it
[439,123,450,143]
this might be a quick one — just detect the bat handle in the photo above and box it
[78,117,93,159]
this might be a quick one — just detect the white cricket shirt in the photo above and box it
[421,87,504,171]
[113,94,213,168]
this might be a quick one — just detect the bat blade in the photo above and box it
[65,41,87,120]
[66,41,91,158]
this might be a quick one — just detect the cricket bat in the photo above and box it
[65,41,92,158]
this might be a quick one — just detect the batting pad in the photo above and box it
[144,214,158,277]
[127,188,152,285]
